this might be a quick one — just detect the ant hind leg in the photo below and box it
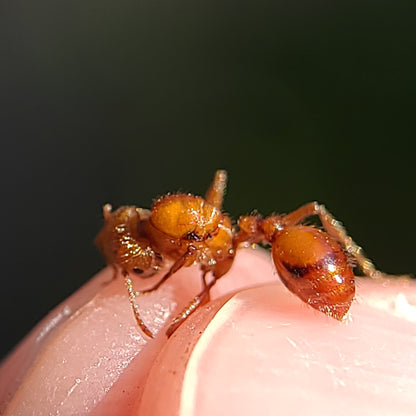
[315,204,383,278]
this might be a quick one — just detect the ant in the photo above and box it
[96,170,382,338]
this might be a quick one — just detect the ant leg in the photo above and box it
[317,204,382,278]
[200,270,211,303]
[124,271,155,338]
[205,170,227,209]
[138,246,198,294]
[102,203,112,220]
[110,264,118,280]
[124,245,198,339]
[283,202,382,278]
[279,201,319,226]
[166,273,219,337]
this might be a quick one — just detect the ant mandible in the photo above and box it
[96,170,382,338]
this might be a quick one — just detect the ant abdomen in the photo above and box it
[271,226,355,320]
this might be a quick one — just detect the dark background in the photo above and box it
[1,0,414,359]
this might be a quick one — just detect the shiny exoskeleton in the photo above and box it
[96,170,382,338]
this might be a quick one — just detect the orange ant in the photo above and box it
[96,170,382,338]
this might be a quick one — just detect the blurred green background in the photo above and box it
[1,0,414,358]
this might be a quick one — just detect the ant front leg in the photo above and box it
[165,255,235,337]
[124,271,155,338]
[166,272,219,337]
[283,202,382,278]
[125,246,198,339]
[139,245,198,294]
[108,264,118,281]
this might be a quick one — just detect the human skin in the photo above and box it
[1,248,415,415]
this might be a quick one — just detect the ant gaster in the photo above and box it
[96,170,382,338]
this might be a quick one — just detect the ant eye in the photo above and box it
[133,268,144,274]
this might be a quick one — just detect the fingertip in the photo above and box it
[4,248,413,416]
